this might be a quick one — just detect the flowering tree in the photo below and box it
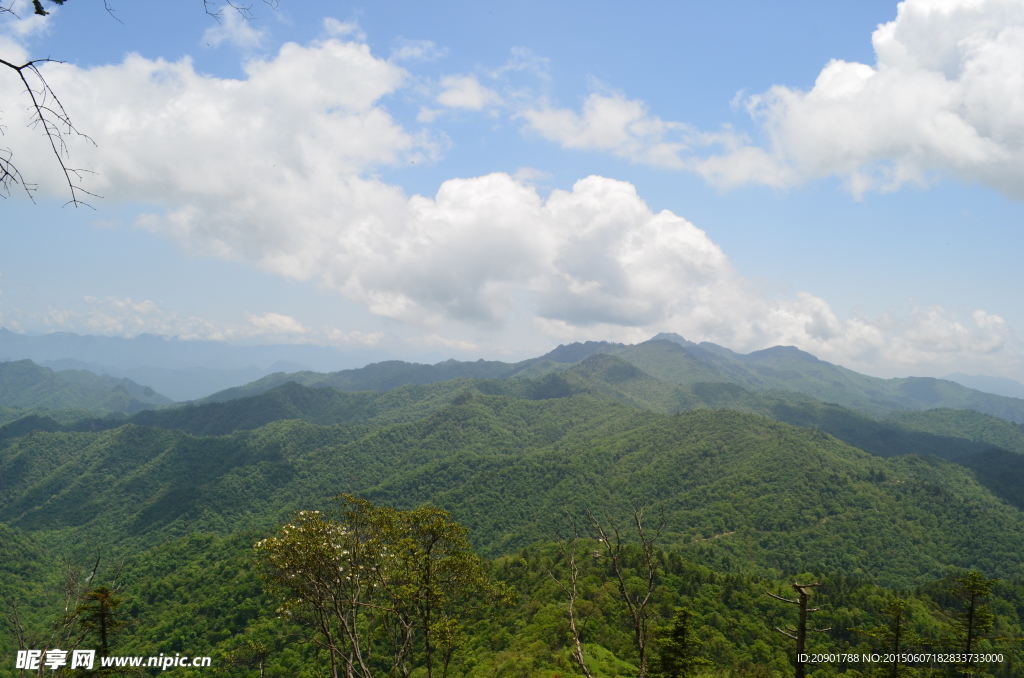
[256,496,510,678]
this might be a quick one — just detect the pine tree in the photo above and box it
[649,607,713,678]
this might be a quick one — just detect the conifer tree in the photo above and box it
[649,607,712,678]
[949,571,997,676]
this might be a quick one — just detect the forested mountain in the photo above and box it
[9,354,1023,468]
[195,335,1024,424]
[4,391,1024,675]
[5,338,1024,676]
[3,392,1024,587]
[0,359,172,414]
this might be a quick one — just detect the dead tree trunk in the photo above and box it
[588,508,664,678]
[767,582,831,678]
[548,516,594,678]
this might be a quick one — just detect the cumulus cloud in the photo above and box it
[512,0,1024,199]
[0,0,52,40]
[2,25,1018,376]
[697,0,1024,197]
[520,92,692,168]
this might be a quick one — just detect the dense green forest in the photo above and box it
[188,337,1024,424]
[3,340,1024,675]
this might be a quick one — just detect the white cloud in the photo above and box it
[26,296,234,340]
[390,38,446,63]
[6,296,351,345]
[508,0,1024,199]
[2,26,1018,377]
[202,6,267,49]
[519,91,692,168]
[246,311,309,335]
[0,0,52,40]
[488,46,551,81]
[322,18,365,42]
[413,333,481,352]
[1,34,422,205]
[436,74,502,110]
[696,0,1024,197]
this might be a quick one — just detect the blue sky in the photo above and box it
[1,0,1022,380]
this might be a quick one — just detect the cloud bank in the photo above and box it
[0,11,1018,376]
[524,0,1024,199]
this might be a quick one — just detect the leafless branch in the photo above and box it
[103,1,122,24]
[774,626,798,641]
[0,56,100,206]
[204,0,278,22]
[549,512,594,678]
[587,506,664,678]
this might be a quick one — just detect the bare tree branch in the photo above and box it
[103,1,123,24]
[549,512,594,678]
[587,507,665,678]
[3,1,282,203]
[204,0,278,22]
[0,56,100,206]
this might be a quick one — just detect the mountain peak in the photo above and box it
[539,341,619,364]
[743,345,823,364]
[648,332,697,348]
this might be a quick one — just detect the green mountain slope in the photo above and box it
[193,334,1024,426]
[195,357,549,404]
[0,359,173,413]
[3,354,1015,490]
[4,395,1024,587]
[886,407,1024,454]
[615,336,1024,423]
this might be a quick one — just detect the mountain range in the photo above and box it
[4,332,1024,675]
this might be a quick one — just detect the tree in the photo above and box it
[649,607,712,678]
[767,582,831,678]
[4,553,125,675]
[255,505,381,678]
[77,585,124,658]
[588,507,665,678]
[0,0,277,204]
[255,496,511,678]
[851,598,920,678]
[948,571,998,676]
[222,639,273,678]
[374,503,508,678]
[548,512,595,678]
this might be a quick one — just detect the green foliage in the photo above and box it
[255,497,511,678]
[886,409,1024,456]
[78,585,125,656]
[6,526,1024,677]
[6,394,1024,585]
[950,572,998,663]
[649,608,713,678]
[6,343,1024,675]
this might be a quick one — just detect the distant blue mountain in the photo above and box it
[944,372,1024,400]
[0,328,403,401]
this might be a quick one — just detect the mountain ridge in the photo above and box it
[190,335,1024,424]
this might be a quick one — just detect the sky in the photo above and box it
[1,0,1023,380]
